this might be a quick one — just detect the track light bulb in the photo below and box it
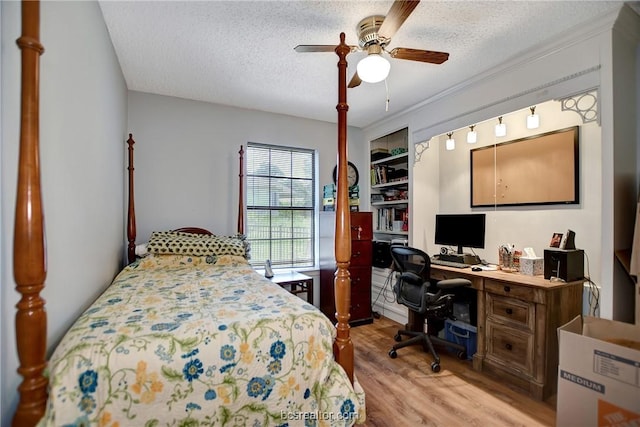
[446,132,455,150]
[467,125,477,144]
[495,116,506,137]
[527,106,540,129]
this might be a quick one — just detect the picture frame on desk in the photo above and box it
[550,232,563,248]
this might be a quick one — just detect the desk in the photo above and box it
[426,265,583,401]
[267,271,313,305]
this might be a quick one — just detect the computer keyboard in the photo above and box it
[430,258,470,268]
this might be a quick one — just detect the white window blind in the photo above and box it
[246,143,315,268]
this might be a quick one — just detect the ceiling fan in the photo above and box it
[294,0,449,88]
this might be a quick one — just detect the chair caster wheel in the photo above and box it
[431,362,441,372]
[394,333,402,342]
[388,349,398,359]
[457,351,467,360]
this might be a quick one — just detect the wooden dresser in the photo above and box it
[429,265,583,400]
[319,211,373,326]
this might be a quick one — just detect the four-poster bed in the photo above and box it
[12,1,362,425]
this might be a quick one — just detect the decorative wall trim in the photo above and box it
[414,141,430,163]
[559,90,599,124]
[364,7,618,134]
[412,65,601,144]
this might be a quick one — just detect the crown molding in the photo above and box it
[365,5,622,134]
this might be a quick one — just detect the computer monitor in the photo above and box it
[435,213,486,254]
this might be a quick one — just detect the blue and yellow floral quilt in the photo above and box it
[38,254,365,426]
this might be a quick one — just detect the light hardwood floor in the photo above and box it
[351,316,556,427]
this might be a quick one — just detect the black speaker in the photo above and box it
[372,241,393,268]
[543,249,584,281]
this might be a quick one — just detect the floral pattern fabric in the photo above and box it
[39,254,364,426]
[146,231,250,259]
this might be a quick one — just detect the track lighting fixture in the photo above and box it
[446,132,455,151]
[527,106,540,129]
[467,125,477,144]
[495,116,506,137]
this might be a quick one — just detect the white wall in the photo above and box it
[363,5,639,321]
[127,91,366,254]
[127,92,366,308]
[0,2,127,424]
[432,102,601,269]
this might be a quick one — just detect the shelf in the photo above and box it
[372,200,408,206]
[615,248,636,282]
[374,230,409,236]
[372,180,409,189]
[371,152,408,166]
[370,127,410,246]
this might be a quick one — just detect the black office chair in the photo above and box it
[388,245,472,372]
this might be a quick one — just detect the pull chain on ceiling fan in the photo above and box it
[294,0,449,89]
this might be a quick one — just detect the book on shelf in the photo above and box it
[370,164,408,186]
[376,207,408,232]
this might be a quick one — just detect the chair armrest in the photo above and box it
[436,278,472,289]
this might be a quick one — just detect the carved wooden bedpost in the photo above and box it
[333,32,354,383]
[127,134,136,264]
[13,1,48,425]
[238,145,245,235]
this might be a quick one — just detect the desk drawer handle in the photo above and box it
[505,308,513,315]
[504,285,511,293]
[505,343,513,351]
[352,251,361,258]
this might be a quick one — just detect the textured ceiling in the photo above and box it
[99,1,629,129]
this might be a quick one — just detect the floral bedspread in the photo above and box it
[39,255,365,426]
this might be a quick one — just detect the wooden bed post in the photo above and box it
[333,33,354,383]
[127,134,137,264]
[13,1,48,425]
[238,145,245,235]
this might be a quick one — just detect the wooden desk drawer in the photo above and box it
[350,212,373,241]
[349,266,371,321]
[485,279,537,302]
[486,321,534,375]
[350,240,372,266]
[487,293,534,330]
[430,268,482,290]
[350,266,371,289]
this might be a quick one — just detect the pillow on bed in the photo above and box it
[137,253,218,269]
[146,231,248,258]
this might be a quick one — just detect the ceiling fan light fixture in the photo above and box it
[357,53,391,83]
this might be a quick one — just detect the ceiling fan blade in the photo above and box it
[294,45,360,54]
[389,47,449,64]
[378,0,420,40]
[294,45,337,53]
[348,72,362,88]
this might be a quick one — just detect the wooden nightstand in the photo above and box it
[267,271,313,304]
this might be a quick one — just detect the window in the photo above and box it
[246,143,315,268]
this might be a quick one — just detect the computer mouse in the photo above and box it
[471,266,482,272]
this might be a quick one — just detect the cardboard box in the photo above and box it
[519,256,543,276]
[557,316,640,427]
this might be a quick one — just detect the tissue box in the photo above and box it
[519,257,543,276]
